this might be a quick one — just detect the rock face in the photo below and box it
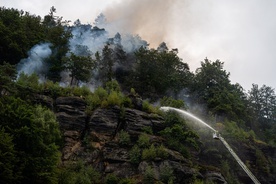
[56,97,87,131]
[51,96,228,183]
[55,97,88,162]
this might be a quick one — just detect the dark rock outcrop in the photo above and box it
[56,97,87,131]
[53,100,229,183]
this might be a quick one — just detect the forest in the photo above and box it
[0,6,276,184]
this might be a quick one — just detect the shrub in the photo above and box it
[17,72,42,90]
[142,126,153,135]
[160,96,186,109]
[137,133,150,148]
[118,130,131,146]
[142,100,158,114]
[72,85,91,97]
[85,94,101,113]
[122,96,133,108]
[94,87,108,101]
[105,80,121,93]
[142,144,157,161]
[107,91,122,106]
[129,145,141,164]
[105,173,119,184]
[143,166,155,184]
[156,144,168,159]
[119,178,136,184]
[160,164,175,183]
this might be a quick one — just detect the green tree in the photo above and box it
[0,128,17,183]
[43,6,72,82]
[0,7,46,65]
[63,52,95,86]
[191,58,248,121]
[98,44,114,84]
[132,45,191,100]
[0,62,17,95]
[0,97,61,183]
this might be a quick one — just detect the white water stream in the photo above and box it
[160,106,261,184]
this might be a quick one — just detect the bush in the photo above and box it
[129,145,141,164]
[107,91,122,106]
[160,164,175,183]
[59,160,101,184]
[143,166,155,184]
[105,173,119,184]
[137,133,150,148]
[156,144,168,159]
[160,96,186,109]
[142,144,157,161]
[72,85,91,97]
[142,100,158,114]
[16,72,42,91]
[119,178,136,184]
[85,94,101,113]
[94,87,108,101]
[105,80,121,93]
[118,130,131,146]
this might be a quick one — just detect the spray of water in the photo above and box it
[160,106,216,131]
[160,106,261,184]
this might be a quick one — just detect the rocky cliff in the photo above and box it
[35,95,275,183]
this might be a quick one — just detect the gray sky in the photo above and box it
[2,0,276,91]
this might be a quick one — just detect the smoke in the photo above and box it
[103,0,179,48]
[17,43,52,78]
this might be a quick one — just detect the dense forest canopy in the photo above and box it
[0,6,276,183]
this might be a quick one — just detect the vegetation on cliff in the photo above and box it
[0,6,276,184]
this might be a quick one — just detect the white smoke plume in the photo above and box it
[17,43,52,78]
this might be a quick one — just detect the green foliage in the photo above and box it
[44,80,66,98]
[105,80,121,93]
[107,91,122,107]
[191,58,248,121]
[129,145,141,164]
[118,130,131,146]
[141,144,168,161]
[118,178,136,184]
[156,144,169,159]
[223,121,256,141]
[142,126,153,135]
[105,173,119,184]
[137,133,151,148]
[95,87,108,100]
[255,148,270,174]
[142,100,158,114]
[0,62,17,95]
[143,165,155,184]
[160,111,200,157]
[160,96,186,109]
[59,160,101,184]
[63,52,95,85]
[0,127,17,183]
[0,7,47,65]
[72,85,91,97]
[133,46,192,100]
[142,144,157,161]
[0,97,61,183]
[160,164,175,184]
[16,72,43,91]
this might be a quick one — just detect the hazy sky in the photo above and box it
[2,0,276,91]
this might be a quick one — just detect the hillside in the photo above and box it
[0,6,276,184]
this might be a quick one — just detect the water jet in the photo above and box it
[160,106,261,184]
